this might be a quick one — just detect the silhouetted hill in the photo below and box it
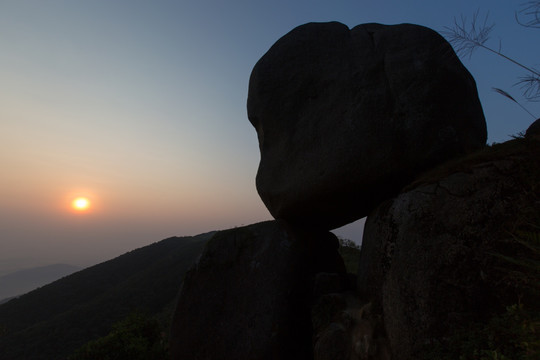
[0,232,214,360]
[0,297,16,305]
[0,264,81,302]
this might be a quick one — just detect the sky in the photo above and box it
[1,0,539,272]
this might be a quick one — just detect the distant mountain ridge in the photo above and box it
[0,231,214,360]
[0,263,81,302]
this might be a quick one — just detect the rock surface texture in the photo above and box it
[248,21,487,230]
[169,221,346,360]
[356,138,540,359]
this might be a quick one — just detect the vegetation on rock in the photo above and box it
[415,137,540,359]
[444,1,540,117]
[69,312,169,360]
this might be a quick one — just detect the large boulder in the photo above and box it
[247,22,487,230]
[169,220,346,360]
[356,138,540,359]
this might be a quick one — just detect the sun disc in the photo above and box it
[72,197,90,211]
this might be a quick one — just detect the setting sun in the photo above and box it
[72,197,90,211]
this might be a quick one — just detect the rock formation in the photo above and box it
[170,221,346,360]
[311,277,391,360]
[248,21,486,230]
[169,22,538,360]
[356,137,540,359]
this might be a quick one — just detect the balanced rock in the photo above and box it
[356,138,540,358]
[248,22,487,230]
[169,220,346,360]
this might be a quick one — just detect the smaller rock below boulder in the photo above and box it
[169,220,346,360]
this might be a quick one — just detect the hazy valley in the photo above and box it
[0,264,81,303]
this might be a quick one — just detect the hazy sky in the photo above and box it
[1,1,539,271]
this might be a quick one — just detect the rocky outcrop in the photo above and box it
[526,117,540,140]
[170,21,537,360]
[248,21,486,230]
[169,221,346,360]
[356,138,540,359]
[311,278,391,360]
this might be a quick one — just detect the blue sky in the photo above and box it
[1,0,539,271]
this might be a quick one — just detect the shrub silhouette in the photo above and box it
[443,2,540,118]
[69,312,169,360]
